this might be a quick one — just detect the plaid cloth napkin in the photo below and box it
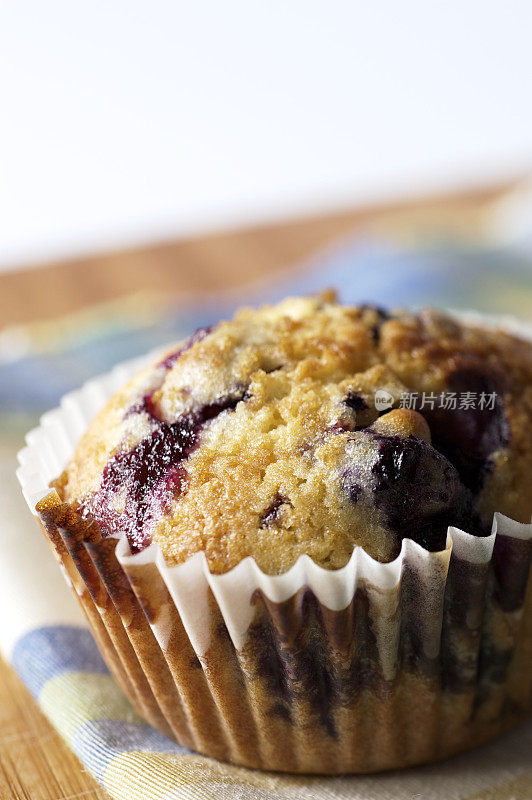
[2,238,532,800]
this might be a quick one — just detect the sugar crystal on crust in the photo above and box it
[60,295,532,574]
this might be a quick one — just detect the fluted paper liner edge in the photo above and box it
[16,314,532,773]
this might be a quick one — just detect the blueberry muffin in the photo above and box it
[60,294,531,569]
[36,294,532,773]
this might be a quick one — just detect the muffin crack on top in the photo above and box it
[57,293,532,574]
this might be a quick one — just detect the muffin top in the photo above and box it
[59,294,532,574]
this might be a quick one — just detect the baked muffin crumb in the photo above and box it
[60,295,532,574]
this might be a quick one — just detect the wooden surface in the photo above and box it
[0,655,108,800]
[0,179,513,327]
[0,179,515,800]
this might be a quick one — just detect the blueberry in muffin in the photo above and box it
[59,294,532,572]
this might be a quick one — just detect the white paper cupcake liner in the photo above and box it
[16,315,532,774]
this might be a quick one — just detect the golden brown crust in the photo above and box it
[60,296,532,574]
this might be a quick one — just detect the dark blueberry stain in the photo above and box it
[246,617,291,706]
[81,389,246,552]
[241,386,254,402]
[344,392,368,412]
[473,640,514,709]
[239,560,521,737]
[247,591,340,737]
[125,391,158,418]
[398,562,438,673]
[358,304,391,342]
[492,534,532,613]
[422,367,510,493]
[266,702,292,723]
[157,325,214,370]
[260,494,288,528]
[359,303,390,318]
[370,433,479,551]
[440,557,491,693]
[296,592,340,738]
[341,469,362,503]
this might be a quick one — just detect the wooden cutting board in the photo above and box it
[0,179,513,800]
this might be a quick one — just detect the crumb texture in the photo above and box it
[61,296,532,573]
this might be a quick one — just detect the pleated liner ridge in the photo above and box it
[17,347,532,774]
[34,487,532,774]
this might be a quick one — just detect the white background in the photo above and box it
[1,1,532,271]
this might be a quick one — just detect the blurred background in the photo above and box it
[1,0,532,436]
[2,0,532,269]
